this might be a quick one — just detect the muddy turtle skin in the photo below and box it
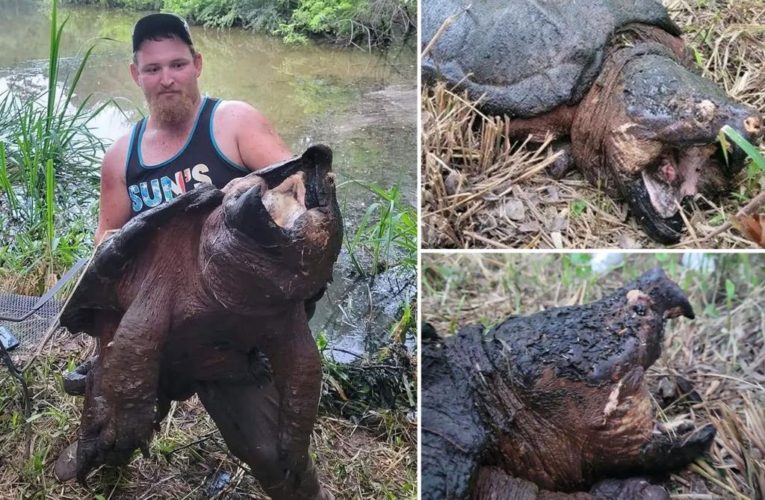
[59,145,341,500]
[423,0,764,244]
[421,269,715,499]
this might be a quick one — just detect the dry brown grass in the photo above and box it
[422,253,765,498]
[421,0,765,249]
[0,331,416,499]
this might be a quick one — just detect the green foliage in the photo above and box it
[720,125,765,194]
[343,181,416,277]
[570,199,587,218]
[0,0,107,287]
[62,0,162,8]
[285,0,362,37]
[65,0,414,46]
[163,0,239,27]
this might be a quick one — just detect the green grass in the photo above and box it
[343,181,416,277]
[570,199,587,218]
[721,124,765,194]
[0,1,111,292]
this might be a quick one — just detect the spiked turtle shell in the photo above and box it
[422,0,681,117]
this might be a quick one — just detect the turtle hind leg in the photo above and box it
[196,381,330,500]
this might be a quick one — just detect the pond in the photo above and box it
[0,1,417,357]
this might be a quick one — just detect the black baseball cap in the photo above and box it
[132,13,193,52]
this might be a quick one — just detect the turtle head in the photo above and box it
[573,41,762,244]
[589,268,694,381]
[617,55,761,243]
[201,145,342,307]
[221,144,340,242]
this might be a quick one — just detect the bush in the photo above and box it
[63,0,415,47]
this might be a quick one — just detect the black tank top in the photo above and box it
[124,97,249,217]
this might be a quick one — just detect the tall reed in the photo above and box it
[0,1,111,288]
[343,180,416,277]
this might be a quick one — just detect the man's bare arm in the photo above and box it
[220,101,293,170]
[95,135,132,245]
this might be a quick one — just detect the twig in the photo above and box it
[696,189,765,243]
[163,431,217,461]
[326,347,364,359]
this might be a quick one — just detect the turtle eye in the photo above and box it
[694,100,716,123]
[634,304,647,316]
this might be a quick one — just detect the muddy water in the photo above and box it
[0,2,416,353]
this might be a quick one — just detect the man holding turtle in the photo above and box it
[96,12,292,244]
[56,15,335,500]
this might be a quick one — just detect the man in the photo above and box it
[64,13,294,396]
[97,12,292,244]
[57,14,332,499]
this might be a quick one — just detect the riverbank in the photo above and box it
[62,0,416,48]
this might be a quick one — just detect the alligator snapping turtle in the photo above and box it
[57,145,341,500]
[422,0,764,243]
[421,269,715,499]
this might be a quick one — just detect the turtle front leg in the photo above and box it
[76,303,169,482]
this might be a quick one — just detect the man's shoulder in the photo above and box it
[101,131,133,172]
[214,100,268,126]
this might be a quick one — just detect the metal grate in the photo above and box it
[0,293,63,352]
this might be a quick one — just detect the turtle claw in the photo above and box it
[590,477,669,500]
[62,357,97,396]
[639,423,715,473]
[75,395,156,481]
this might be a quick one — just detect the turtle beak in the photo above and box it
[635,268,695,319]
[627,180,684,244]
[223,181,285,247]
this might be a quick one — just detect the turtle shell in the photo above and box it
[422,0,681,117]
[59,146,332,337]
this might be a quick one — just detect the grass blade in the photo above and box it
[722,125,765,170]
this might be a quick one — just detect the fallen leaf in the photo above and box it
[444,171,467,196]
[503,199,526,221]
[734,214,765,248]
[518,221,541,233]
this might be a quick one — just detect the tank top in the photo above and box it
[124,97,249,217]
